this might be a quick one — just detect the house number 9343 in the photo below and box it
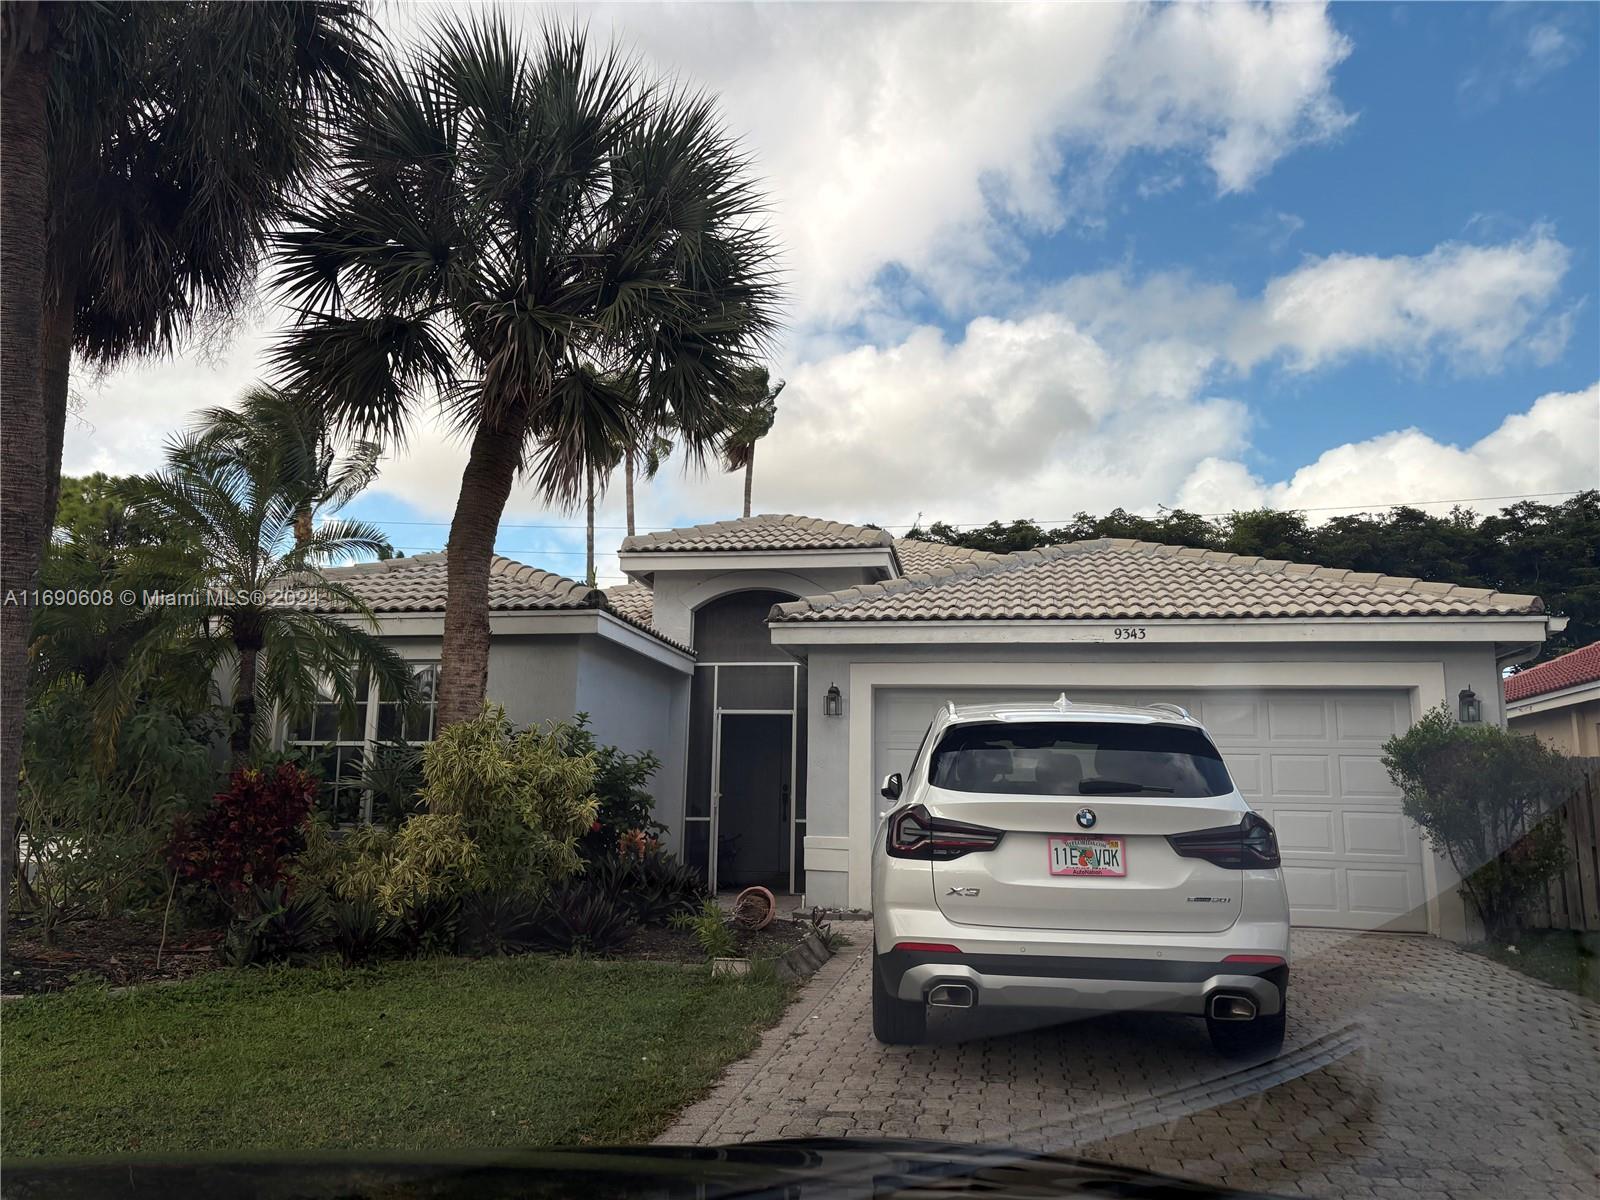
[1112,626,1147,640]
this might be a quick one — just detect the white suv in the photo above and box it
[871,696,1291,1057]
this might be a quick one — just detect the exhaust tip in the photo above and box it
[1209,993,1257,1022]
[927,982,976,1009]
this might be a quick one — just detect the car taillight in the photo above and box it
[887,804,1004,860]
[1167,812,1281,870]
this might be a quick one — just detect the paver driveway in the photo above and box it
[661,929,1600,1198]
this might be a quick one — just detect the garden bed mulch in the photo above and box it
[619,917,819,965]
[3,916,225,996]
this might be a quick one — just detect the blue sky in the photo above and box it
[73,2,1599,584]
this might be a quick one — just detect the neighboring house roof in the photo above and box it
[771,538,1545,623]
[602,582,656,627]
[891,537,1006,576]
[1505,641,1600,703]
[620,513,895,554]
[276,552,689,652]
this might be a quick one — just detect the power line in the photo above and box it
[365,488,1588,534]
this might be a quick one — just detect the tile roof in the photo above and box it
[602,582,656,627]
[1505,641,1600,702]
[771,538,1546,624]
[620,513,894,554]
[892,537,1006,576]
[274,553,689,652]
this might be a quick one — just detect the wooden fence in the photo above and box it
[1526,759,1600,933]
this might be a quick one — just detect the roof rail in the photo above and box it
[943,700,958,719]
[1146,701,1192,721]
[1054,692,1072,712]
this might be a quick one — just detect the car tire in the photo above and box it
[871,952,927,1045]
[1207,988,1287,1059]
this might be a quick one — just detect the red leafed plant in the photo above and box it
[168,763,319,909]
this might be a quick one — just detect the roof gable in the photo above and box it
[1506,641,1600,702]
[771,538,1544,623]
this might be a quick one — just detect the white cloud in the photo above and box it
[1175,383,1600,516]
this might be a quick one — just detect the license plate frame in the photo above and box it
[1048,836,1127,877]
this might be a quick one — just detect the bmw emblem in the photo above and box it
[1076,808,1097,829]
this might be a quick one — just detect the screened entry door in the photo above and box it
[714,713,793,892]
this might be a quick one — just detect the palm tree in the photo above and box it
[127,431,414,761]
[721,367,785,519]
[192,386,383,550]
[272,19,781,728]
[623,421,675,539]
[530,364,632,586]
[1,0,375,920]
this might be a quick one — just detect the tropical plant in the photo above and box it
[272,17,782,730]
[327,895,401,965]
[529,880,638,955]
[361,739,425,825]
[458,890,544,957]
[222,882,332,968]
[670,897,737,961]
[527,366,631,587]
[128,424,415,758]
[168,763,321,913]
[396,894,462,957]
[587,849,706,926]
[1,0,377,926]
[721,367,785,519]
[16,681,221,941]
[557,715,665,861]
[623,424,675,538]
[191,385,384,550]
[419,707,600,895]
[1383,706,1578,940]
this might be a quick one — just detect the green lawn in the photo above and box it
[2,955,793,1158]
[1464,929,1600,1002]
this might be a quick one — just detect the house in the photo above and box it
[289,513,1559,940]
[1505,641,1600,756]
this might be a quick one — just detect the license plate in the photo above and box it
[1048,836,1126,877]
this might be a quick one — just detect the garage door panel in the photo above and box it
[1271,755,1333,797]
[1273,808,1336,854]
[1339,755,1401,798]
[872,685,1427,933]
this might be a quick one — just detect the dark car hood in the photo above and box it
[6,1137,1286,1199]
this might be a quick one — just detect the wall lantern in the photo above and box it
[824,683,843,718]
[1458,686,1482,724]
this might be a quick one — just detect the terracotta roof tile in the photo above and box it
[1505,641,1600,702]
[620,513,894,554]
[892,538,1006,575]
[771,539,1545,624]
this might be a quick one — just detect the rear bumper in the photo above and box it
[878,948,1287,1016]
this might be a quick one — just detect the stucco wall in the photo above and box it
[575,635,691,851]
[791,638,1505,934]
[1509,700,1600,756]
[488,635,581,727]
[646,566,884,647]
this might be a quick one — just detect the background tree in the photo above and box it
[129,429,414,759]
[273,19,780,728]
[623,421,675,539]
[528,364,632,587]
[909,491,1599,662]
[2,0,376,924]
[721,367,784,519]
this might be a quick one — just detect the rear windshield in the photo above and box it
[928,721,1233,797]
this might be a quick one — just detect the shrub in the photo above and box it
[587,849,707,926]
[420,706,599,894]
[670,898,737,961]
[397,894,462,957]
[556,716,664,861]
[1383,706,1578,940]
[169,762,319,912]
[528,881,638,955]
[458,891,544,957]
[17,681,220,939]
[223,883,330,967]
[327,897,401,965]
[362,739,424,825]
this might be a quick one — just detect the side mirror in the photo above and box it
[880,772,903,801]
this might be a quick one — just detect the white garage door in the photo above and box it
[873,686,1426,932]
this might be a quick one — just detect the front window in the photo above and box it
[929,720,1233,797]
[281,662,439,823]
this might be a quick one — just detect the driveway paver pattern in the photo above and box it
[660,930,1600,1198]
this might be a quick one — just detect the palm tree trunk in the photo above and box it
[1,27,53,932]
[230,643,261,761]
[585,465,596,587]
[293,507,314,548]
[624,444,636,538]
[743,448,754,519]
[38,277,74,543]
[437,415,526,728]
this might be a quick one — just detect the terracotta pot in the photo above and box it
[732,885,776,930]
